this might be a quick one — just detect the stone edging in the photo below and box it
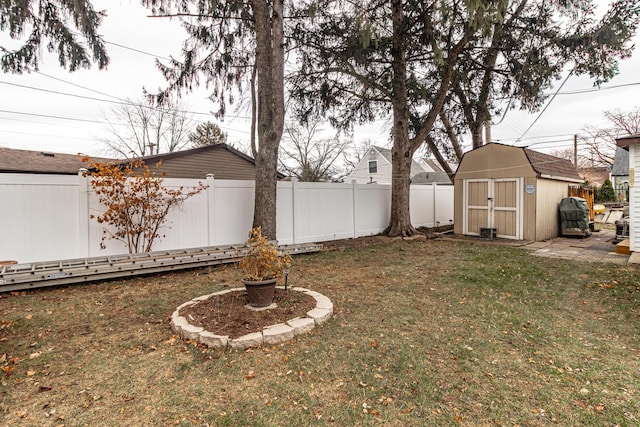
[170,286,333,350]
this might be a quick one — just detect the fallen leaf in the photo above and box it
[25,314,33,320]
[245,370,256,380]
[29,352,41,360]
[1,366,14,377]
[26,370,35,376]
[574,399,588,409]
[38,386,52,392]
[595,403,605,412]
[0,353,6,363]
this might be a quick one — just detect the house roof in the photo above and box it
[611,147,629,176]
[1,144,283,180]
[411,171,452,184]
[615,133,640,148]
[0,146,114,175]
[132,143,286,180]
[523,147,582,181]
[136,143,256,167]
[577,166,610,186]
[373,146,428,178]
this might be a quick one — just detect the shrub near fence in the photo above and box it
[0,172,454,263]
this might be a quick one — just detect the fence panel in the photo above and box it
[0,174,81,262]
[1,174,454,263]
[353,184,391,237]
[210,179,255,246]
[291,182,356,243]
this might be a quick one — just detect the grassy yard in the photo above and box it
[1,239,639,426]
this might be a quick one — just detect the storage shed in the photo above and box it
[453,143,582,241]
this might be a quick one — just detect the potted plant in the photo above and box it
[239,227,292,307]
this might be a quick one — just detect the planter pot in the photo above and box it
[242,278,278,307]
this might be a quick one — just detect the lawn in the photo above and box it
[1,238,639,426]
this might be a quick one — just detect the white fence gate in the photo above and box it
[0,173,454,263]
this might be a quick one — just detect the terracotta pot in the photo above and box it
[241,278,277,307]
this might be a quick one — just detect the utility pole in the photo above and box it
[573,134,578,166]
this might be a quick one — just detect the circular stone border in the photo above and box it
[171,286,333,350]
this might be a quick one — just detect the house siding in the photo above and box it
[348,150,392,184]
[142,149,256,180]
[630,145,640,252]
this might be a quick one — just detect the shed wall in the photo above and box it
[535,179,569,241]
[454,144,536,237]
[454,144,537,181]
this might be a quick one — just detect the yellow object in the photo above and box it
[593,204,606,214]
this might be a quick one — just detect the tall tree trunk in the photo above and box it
[470,121,483,149]
[385,0,417,237]
[252,0,285,240]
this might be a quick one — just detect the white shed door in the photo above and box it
[463,178,522,239]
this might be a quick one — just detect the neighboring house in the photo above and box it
[453,142,582,241]
[346,146,452,184]
[132,143,277,180]
[611,147,630,201]
[577,166,610,187]
[0,144,276,180]
[615,134,640,253]
[0,146,114,174]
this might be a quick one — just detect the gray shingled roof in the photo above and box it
[611,147,629,176]
[523,148,582,181]
[0,147,115,174]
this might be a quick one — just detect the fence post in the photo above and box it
[432,182,438,227]
[291,178,298,244]
[352,181,358,238]
[78,169,90,258]
[206,174,215,247]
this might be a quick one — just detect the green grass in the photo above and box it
[1,239,639,426]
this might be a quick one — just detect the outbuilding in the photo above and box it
[615,134,640,253]
[453,143,582,241]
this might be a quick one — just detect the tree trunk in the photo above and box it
[251,0,285,240]
[385,0,417,237]
[470,121,483,149]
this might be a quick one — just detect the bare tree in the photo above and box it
[279,121,352,182]
[580,106,640,167]
[101,98,194,158]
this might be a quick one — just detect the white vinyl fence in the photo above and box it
[0,173,454,263]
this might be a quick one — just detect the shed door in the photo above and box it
[463,178,522,240]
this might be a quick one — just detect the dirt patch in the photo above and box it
[178,288,317,338]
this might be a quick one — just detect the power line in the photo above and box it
[515,70,573,143]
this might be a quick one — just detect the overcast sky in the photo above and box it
[1,1,639,158]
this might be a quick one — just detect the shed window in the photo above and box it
[368,160,378,174]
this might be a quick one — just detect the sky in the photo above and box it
[1,1,640,159]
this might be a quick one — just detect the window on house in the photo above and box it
[368,160,378,174]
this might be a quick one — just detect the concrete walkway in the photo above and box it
[523,228,633,265]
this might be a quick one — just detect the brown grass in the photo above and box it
[1,238,639,426]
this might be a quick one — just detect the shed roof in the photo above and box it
[0,146,114,175]
[523,148,582,181]
[454,143,582,182]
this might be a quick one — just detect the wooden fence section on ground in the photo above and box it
[0,173,454,264]
[0,243,322,293]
